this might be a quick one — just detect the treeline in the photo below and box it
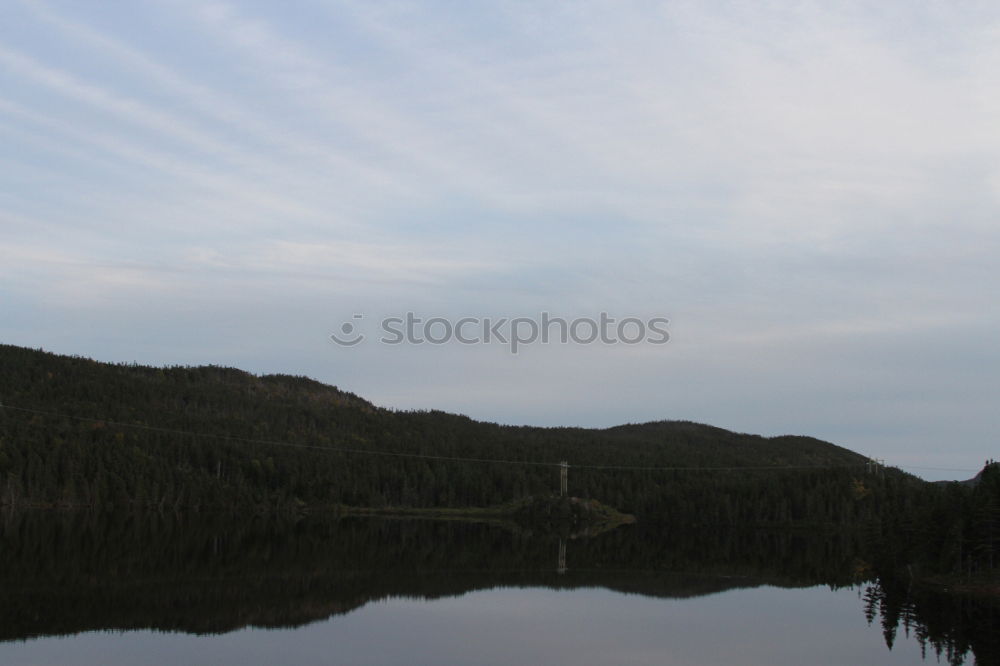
[865,460,1000,584]
[0,344,883,527]
[0,344,998,583]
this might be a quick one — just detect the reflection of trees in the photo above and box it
[861,578,998,665]
[0,512,858,637]
[0,510,995,665]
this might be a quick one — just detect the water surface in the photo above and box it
[0,512,993,665]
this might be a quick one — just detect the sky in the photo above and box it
[1,1,998,480]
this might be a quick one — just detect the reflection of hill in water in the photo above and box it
[0,512,849,636]
[1,512,995,664]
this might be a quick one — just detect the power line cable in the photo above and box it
[896,465,978,473]
[0,403,870,473]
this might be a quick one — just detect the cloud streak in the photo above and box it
[1,0,998,478]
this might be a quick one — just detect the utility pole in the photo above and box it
[560,461,568,497]
[866,458,885,478]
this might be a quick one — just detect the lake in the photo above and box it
[0,512,995,665]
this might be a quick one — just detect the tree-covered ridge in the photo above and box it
[0,344,877,520]
[867,460,1000,586]
[0,344,997,585]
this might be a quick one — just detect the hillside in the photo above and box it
[0,344,892,524]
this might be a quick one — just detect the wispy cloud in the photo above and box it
[1,0,999,477]
[18,0,414,205]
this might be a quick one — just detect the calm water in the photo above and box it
[0,512,995,665]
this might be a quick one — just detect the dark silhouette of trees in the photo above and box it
[1,344,998,583]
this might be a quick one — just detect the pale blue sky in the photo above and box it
[2,1,998,479]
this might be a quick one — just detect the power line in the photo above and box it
[0,402,868,473]
[897,465,978,473]
[569,461,865,472]
[0,403,561,468]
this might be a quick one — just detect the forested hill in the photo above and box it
[1,344,880,521]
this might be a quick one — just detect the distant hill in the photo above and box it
[931,464,997,487]
[1,344,998,586]
[0,344,889,524]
